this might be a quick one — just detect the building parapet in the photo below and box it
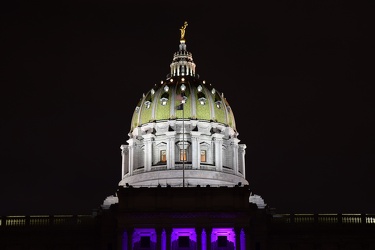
[0,214,97,227]
[272,213,375,224]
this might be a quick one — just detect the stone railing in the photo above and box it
[0,215,96,227]
[272,213,375,224]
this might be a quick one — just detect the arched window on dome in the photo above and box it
[160,92,169,106]
[144,101,151,109]
[215,101,222,109]
[197,91,206,105]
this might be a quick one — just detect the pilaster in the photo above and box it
[231,138,240,175]
[238,144,246,176]
[121,145,129,177]
[191,131,202,169]
[165,131,176,169]
[142,134,155,172]
[212,133,224,171]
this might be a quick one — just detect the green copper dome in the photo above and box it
[130,76,237,131]
[130,22,237,132]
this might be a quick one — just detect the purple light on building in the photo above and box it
[211,228,235,244]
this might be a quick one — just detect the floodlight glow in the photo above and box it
[180,84,186,92]
[171,228,196,241]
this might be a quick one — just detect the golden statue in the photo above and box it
[180,21,188,41]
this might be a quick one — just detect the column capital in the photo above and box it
[231,138,240,144]
[190,131,202,137]
[121,145,129,153]
[195,227,203,234]
[127,138,139,146]
[234,227,242,234]
[142,134,155,140]
[165,131,176,137]
[212,133,224,140]
[155,227,163,234]
[164,227,172,234]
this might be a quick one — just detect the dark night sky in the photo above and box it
[1,0,374,215]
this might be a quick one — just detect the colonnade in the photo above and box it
[120,227,249,250]
[121,132,247,178]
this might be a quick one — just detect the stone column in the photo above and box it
[121,145,129,177]
[156,228,163,250]
[205,227,212,250]
[165,228,172,250]
[190,131,201,169]
[143,134,155,172]
[212,134,224,171]
[238,145,246,176]
[126,139,136,175]
[196,227,203,250]
[117,228,125,250]
[231,138,240,174]
[243,227,251,250]
[234,228,241,250]
[165,132,176,169]
[126,228,134,250]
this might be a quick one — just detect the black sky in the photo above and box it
[1,0,374,215]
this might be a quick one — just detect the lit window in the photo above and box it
[215,101,222,109]
[160,150,167,162]
[144,101,151,109]
[198,97,206,105]
[160,97,168,106]
[180,149,187,161]
[201,150,206,162]
[180,83,186,92]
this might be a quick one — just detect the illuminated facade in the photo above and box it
[101,22,261,250]
[117,30,248,189]
[1,23,375,250]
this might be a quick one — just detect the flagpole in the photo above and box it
[182,100,185,187]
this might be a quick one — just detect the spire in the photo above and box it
[169,21,197,78]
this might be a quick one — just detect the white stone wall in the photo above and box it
[119,120,248,187]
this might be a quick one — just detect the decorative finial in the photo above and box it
[179,21,188,42]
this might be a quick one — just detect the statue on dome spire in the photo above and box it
[179,21,188,42]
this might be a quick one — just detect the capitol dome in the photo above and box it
[118,22,248,188]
